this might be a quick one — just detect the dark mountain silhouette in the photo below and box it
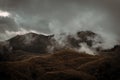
[0,31,100,54]
[8,32,54,53]
[0,31,113,61]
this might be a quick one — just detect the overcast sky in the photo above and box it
[0,0,120,41]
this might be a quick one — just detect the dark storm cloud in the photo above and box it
[0,0,119,30]
[0,0,120,48]
[0,16,18,32]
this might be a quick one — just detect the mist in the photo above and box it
[0,0,120,50]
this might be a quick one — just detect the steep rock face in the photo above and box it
[8,33,54,53]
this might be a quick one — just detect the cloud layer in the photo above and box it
[0,0,120,49]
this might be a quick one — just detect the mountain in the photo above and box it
[8,32,54,53]
[67,31,102,48]
[0,31,116,61]
[48,31,103,52]
[1,31,101,54]
[0,31,120,80]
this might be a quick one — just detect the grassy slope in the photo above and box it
[0,49,119,80]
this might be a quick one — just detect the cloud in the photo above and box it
[0,0,119,50]
[0,28,39,41]
[0,10,11,17]
[79,43,95,55]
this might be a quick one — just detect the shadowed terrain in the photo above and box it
[0,32,120,80]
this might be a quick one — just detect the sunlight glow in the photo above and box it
[0,10,11,17]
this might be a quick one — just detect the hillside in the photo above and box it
[0,49,119,80]
[0,31,119,80]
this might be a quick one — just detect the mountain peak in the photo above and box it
[8,32,54,53]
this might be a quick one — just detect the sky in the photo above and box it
[0,0,120,47]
